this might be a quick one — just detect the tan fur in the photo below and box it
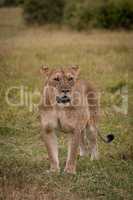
[39,66,99,174]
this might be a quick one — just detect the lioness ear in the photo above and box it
[40,65,49,76]
[71,65,80,77]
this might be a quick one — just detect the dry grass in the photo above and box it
[0,7,133,200]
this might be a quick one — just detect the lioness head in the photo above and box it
[41,66,80,104]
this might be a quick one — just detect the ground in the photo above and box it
[0,7,133,200]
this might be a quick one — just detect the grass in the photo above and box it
[0,7,133,200]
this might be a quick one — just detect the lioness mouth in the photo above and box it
[56,95,71,104]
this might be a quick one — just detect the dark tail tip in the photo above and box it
[107,134,114,143]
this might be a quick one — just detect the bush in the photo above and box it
[23,0,65,24]
[96,0,133,29]
[23,0,133,29]
[0,0,24,7]
[64,0,133,30]
[63,0,94,30]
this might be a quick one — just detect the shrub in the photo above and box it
[0,0,24,7]
[63,0,98,30]
[23,0,65,24]
[96,0,133,29]
[64,0,133,30]
[23,0,133,29]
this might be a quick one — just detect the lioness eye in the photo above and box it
[54,77,60,81]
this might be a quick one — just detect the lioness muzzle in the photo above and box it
[56,95,71,104]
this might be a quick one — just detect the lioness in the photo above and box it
[39,65,113,174]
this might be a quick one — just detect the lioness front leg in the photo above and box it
[88,125,99,160]
[65,130,81,174]
[79,129,88,156]
[42,128,60,172]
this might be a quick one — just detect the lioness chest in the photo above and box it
[41,106,89,133]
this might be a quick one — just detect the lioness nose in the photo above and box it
[62,89,70,93]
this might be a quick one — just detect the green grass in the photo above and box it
[0,7,133,200]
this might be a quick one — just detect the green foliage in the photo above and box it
[23,0,65,24]
[63,0,94,30]
[96,0,133,29]
[1,0,133,29]
[0,0,24,7]
[64,0,133,30]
